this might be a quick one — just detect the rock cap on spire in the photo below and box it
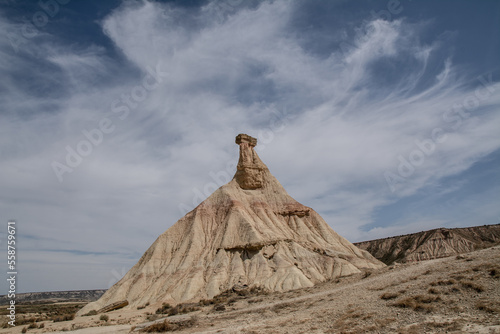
[235,133,257,147]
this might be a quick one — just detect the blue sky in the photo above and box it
[0,0,499,293]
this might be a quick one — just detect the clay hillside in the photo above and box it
[355,224,500,265]
[77,134,384,316]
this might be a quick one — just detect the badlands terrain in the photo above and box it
[2,135,499,333]
[355,224,500,264]
[2,244,499,333]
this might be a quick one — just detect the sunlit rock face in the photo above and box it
[78,134,384,316]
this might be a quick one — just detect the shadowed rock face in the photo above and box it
[78,134,384,315]
[355,224,500,265]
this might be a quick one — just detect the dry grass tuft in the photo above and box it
[155,302,199,316]
[460,281,484,293]
[391,294,441,313]
[140,317,197,332]
[380,292,400,300]
[271,302,294,313]
[476,300,500,313]
[52,314,75,322]
[137,302,150,310]
[430,278,457,286]
[329,309,378,334]
[374,317,396,328]
[82,310,97,316]
[427,320,462,330]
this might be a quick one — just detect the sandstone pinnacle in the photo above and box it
[234,134,267,189]
[78,134,384,315]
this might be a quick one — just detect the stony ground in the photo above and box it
[3,245,499,333]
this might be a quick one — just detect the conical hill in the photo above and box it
[78,134,384,315]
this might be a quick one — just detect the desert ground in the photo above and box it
[3,245,499,334]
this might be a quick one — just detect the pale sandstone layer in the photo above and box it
[78,134,384,315]
[355,224,500,264]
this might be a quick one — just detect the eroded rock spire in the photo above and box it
[77,133,385,315]
[234,134,268,189]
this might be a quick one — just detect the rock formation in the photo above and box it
[355,224,500,265]
[78,134,384,315]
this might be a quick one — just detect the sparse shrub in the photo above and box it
[476,300,500,313]
[391,294,440,313]
[375,317,396,328]
[271,302,293,313]
[83,310,97,316]
[141,320,174,332]
[99,314,109,322]
[430,279,457,286]
[52,314,75,322]
[214,304,226,312]
[380,292,399,300]
[201,286,268,308]
[15,316,44,326]
[140,317,197,332]
[332,308,376,332]
[155,303,172,314]
[169,306,179,316]
[21,327,27,333]
[28,322,37,329]
[38,323,45,329]
[146,314,159,321]
[460,281,484,293]
[428,288,440,294]
[227,296,239,304]
[198,299,212,306]
[451,274,466,280]
[248,297,263,304]
[414,295,441,303]
[156,303,199,316]
[427,320,461,330]
[362,270,372,279]
[138,302,150,310]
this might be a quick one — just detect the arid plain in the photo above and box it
[2,244,499,334]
